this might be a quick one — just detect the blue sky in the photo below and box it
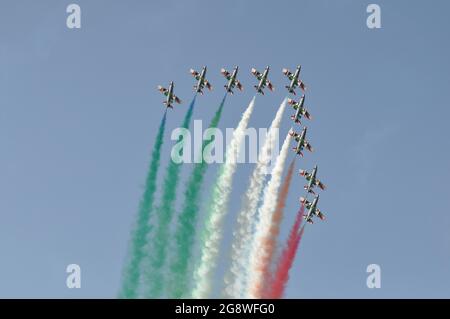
[1,0,449,298]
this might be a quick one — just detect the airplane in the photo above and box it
[290,127,313,156]
[299,165,326,195]
[221,66,243,94]
[157,81,181,108]
[300,195,325,224]
[251,66,274,95]
[190,66,212,95]
[288,95,311,125]
[282,65,306,95]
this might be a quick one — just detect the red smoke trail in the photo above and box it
[258,160,295,297]
[266,205,305,299]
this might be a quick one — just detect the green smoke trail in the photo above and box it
[143,96,196,298]
[119,110,167,299]
[167,94,227,298]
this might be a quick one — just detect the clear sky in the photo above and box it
[1,0,449,298]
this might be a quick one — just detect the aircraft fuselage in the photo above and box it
[307,166,317,191]
[289,66,301,92]
[258,68,269,90]
[167,82,174,104]
[227,67,238,91]
[196,67,207,92]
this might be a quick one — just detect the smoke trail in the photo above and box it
[143,97,196,298]
[260,159,296,295]
[167,94,227,298]
[246,132,292,299]
[267,206,305,299]
[119,111,167,299]
[191,96,256,299]
[223,98,288,298]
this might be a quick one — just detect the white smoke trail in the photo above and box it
[191,97,256,299]
[246,132,292,299]
[223,98,288,298]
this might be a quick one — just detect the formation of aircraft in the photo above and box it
[190,66,212,95]
[251,66,274,95]
[221,66,243,94]
[159,65,313,107]
[300,195,325,224]
[288,95,311,125]
[281,66,329,225]
[157,81,181,109]
[157,65,329,224]
[283,65,306,95]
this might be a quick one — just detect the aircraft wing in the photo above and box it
[306,142,313,152]
[157,85,168,96]
[190,69,200,80]
[303,110,311,120]
[174,95,182,104]
[299,169,309,177]
[316,180,326,190]
[205,79,212,90]
[251,68,262,80]
[267,80,274,91]
[189,69,200,80]
[287,99,299,110]
[299,81,307,91]
[220,68,231,80]
[300,197,311,209]
[315,208,325,220]
[282,68,294,80]
[236,80,243,91]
